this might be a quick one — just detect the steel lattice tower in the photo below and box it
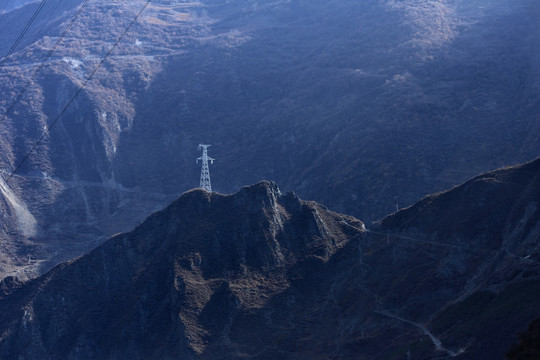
[196,144,214,192]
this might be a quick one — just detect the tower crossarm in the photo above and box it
[196,156,215,163]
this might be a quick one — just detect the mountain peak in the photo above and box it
[149,180,352,275]
[0,182,365,359]
[178,180,285,212]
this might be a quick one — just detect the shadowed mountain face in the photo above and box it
[507,318,540,360]
[376,158,540,359]
[1,166,540,359]
[0,0,539,277]
[0,181,366,359]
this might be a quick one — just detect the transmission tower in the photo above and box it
[196,144,214,192]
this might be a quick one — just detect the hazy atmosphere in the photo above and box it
[0,0,539,359]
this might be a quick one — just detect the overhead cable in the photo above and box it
[2,0,91,120]
[0,0,48,72]
[8,0,152,180]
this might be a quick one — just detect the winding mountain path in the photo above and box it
[376,310,462,357]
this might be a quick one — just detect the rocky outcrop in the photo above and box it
[0,181,364,359]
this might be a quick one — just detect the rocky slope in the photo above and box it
[0,0,539,278]
[1,162,540,358]
[0,181,366,359]
[376,158,540,359]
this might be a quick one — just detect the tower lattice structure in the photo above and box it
[196,144,214,192]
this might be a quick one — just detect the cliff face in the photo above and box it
[1,162,540,359]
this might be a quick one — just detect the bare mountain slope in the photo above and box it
[0,181,366,359]
[1,157,540,358]
[0,0,539,278]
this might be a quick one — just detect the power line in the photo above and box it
[7,0,152,181]
[367,228,499,255]
[344,224,540,273]
[2,0,91,120]
[0,0,48,72]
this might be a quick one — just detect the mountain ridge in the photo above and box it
[378,157,540,258]
[0,180,366,359]
[1,159,540,358]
